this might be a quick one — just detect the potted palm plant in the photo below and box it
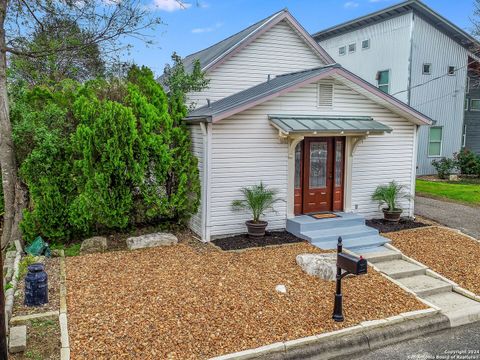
[232,182,281,237]
[371,180,411,222]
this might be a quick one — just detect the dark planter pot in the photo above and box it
[383,208,403,222]
[246,220,268,237]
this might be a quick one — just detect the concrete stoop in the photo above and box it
[355,245,480,329]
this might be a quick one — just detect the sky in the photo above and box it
[128,0,476,75]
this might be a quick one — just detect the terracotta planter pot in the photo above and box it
[383,208,403,222]
[246,220,268,237]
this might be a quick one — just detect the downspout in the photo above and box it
[204,123,213,241]
[407,11,415,105]
[199,122,210,242]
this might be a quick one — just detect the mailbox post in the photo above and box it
[332,237,368,322]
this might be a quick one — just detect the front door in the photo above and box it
[294,137,345,214]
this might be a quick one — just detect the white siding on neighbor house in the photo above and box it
[187,20,326,108]
[208,79,416,237]
[318,13,413,104]
[188,124,205,238]
[410,16,468,175]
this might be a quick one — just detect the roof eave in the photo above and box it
[184,115,212,123]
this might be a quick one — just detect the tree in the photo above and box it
[9,17,105,86]
[0,1,162,251]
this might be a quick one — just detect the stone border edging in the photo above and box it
[5,251,22,325]
[209,309,447,360]
[10,311,59,325]
[59,250,70,360]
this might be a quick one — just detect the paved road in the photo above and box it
[352,322,480,360]
[415,196,480,239]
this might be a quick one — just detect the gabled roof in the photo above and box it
[185,64,433,126]
[182,9,334,74]
[313,0,479,50]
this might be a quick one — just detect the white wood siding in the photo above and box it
[209,79,416,237]
[188,124,204,237]
[319,13,413,104]
[410,16,468,175]
[187,20,326,108]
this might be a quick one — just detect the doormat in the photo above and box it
[310,213,339,220]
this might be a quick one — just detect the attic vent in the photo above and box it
[317,83,334,108]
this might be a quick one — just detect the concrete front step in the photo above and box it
[355,246,402,263]
[312,235,389,250]
[303,224,379,243]
[374,259,426,279]
[286,213,365,234]
[397,275,453,297]
[425,292,480,327]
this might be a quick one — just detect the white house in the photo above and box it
[313,0,479,175]
[183,10,432,247]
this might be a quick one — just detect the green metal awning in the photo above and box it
[269,115,392,135]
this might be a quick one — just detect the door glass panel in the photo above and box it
[295,142,302,189]
[335,140,343,186]
[309,141,327,188]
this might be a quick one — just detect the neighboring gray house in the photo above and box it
[313,0,479,175]
[465,69,480,154]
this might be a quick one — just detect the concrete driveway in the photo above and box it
[415,196,480,239]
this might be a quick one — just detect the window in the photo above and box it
[348,43,356,53]
[422,63,431,75]
[377,70,390,94]
[317,83,334,108]
[361,39,370,50]
[447,66,455,76]
[339,46,346,56]
[471,99,480,111]
[294,143,302,189]
[428,127,443,157]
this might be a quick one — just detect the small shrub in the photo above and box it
[454,149,480,176]
[431,158,456,179]
[232,182,282,223]
[4,282,13,292]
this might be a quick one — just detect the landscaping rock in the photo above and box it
[80,236,108,254]
[126,232,178,250]
[9,325,26,353]
[275,284,287,294]
[296,253,337,281]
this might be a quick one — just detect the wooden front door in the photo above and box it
[294,137,345,214]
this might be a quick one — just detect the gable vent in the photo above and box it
[317,83,334,108]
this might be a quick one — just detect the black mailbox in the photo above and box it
[337,253,368,275]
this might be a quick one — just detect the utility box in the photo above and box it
[337,253,367,275]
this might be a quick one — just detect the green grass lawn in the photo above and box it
[416,178,480,206]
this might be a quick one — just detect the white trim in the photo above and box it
[427,126,443,157]
[344,138,353,213]
[287,136,304,219]
[204,123,213,241]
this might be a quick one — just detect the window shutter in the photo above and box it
[318,83,334,108]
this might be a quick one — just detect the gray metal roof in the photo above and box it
[182,10,286,74]
[269,115,392,134]
[186,65,339,120]
[313,0,478,50]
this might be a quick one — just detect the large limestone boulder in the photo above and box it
[80,236,108,254]
[296,253,337,281]
[126,232,178,250]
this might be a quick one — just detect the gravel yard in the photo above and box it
[385,227,480,295]
[66,241,426,359]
